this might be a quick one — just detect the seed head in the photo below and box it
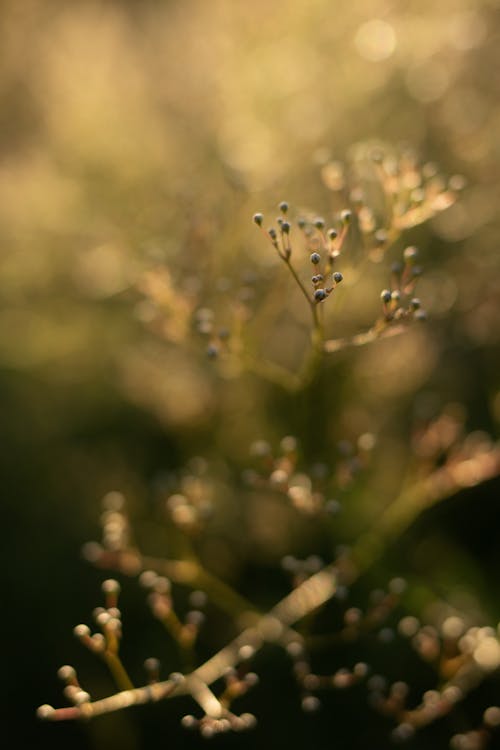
[313,217,325,230]
[341,209,352,223]
[252,213,263,226]
[314,289,327,302]
[332,272,343,284]
[279,201,289,213]
[310,252,321,265]
[327,228,338,240]
[281,221,291,234]
[380,289,392,304]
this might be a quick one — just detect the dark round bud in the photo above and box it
[279,201,289,213]
[327,228,338,240]
[281,221,291,234]
[341,209,352,223]
[380,289,392,304]
[314,289,327,302]
[311,274,323,284]
[253,213,263,226]
[391,290,401,303]
[409,298,421,310]
[310,252,321,265]
[414,309,427,321]
[313,217,325,230]
[268,227,277,240]
[332,272,343,284]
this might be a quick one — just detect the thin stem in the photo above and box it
[283,256,312,308]
[323,322,405,354]
[352,443,500,570]
[103,651,134,692]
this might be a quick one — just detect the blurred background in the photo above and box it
[3,0,500,748]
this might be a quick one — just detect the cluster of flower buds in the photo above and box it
[286,638,370,714]
[181,709,257,737]
[100,491,131,552]
[253,201,349,306]
[162,462,214,535]
[194,306,232,359]
[378,245,427,327]
[180,656,259,736]
[335,577,407,644]
[243,436,340,517]
[411,405,500,498]
[369,613,500,742]
[136,266,197,344]
[321,147,466,261]
[57,665,91,709]
[73,579,124,658]
[450,706,500,750]
[37,578,131,719]
[139,571,207,654]
[193,271,260,360]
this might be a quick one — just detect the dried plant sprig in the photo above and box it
[322,146,466,262]
[39,418,500,739]
[37,562,340,730]
[244,435,372,517]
